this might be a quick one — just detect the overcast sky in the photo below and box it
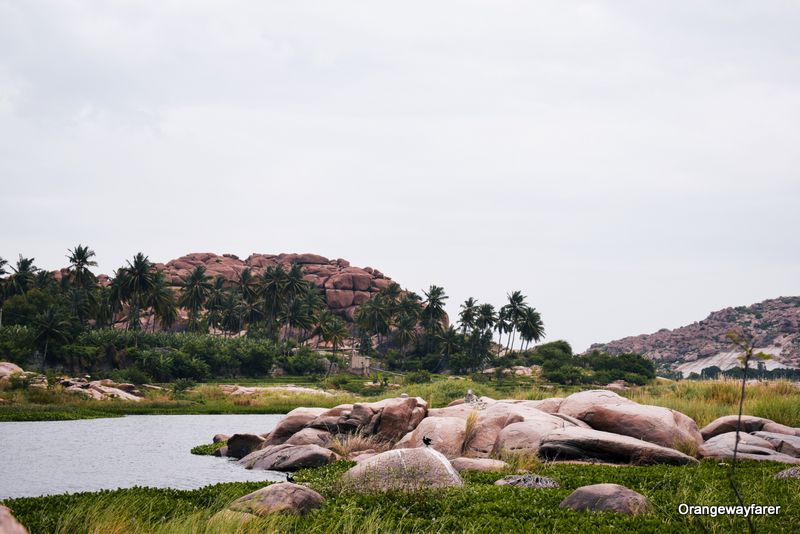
[1,1,799,351]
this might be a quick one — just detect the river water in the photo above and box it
[0,414,287,499]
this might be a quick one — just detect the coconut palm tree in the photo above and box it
[503,291,528,352]
[494,307,512,353]
[0,256,7,327]
[33,307,71,372]
[179,265,212,332]
[66,244,98,289]
[259,264,287,336]
[458,297,478,334]
[475,303,497,332]
[234,268,257,331]
[122,253,155,330]
[205,276,228,332]
[146,271,178,332]
[421,285,448,353]
[320,314,348,378]
[395,312,418,358]
[9,255,38,296]
[518,306,545,351]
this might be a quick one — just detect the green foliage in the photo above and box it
[0,325,36,364]
[190,440,226,455]
[3,461,799,533]
[405,370,432,384]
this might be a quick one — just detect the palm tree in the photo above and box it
[458,297,478,333]
[123,253,155,330]
[234,268,257,330]
[518,307,545,351]
[278,297,313,342]
[66,244,98,289]
[146,271,178,332]
[259,264,287,336]
[504,291,528,352]
[355,296,390,350]
[475,303,497,332]
[33,307,71,372]
[319,314,348,377]
[205,276,228,332]
[179,265,212,332]
[9,255,38,296]
[0,256,7,327]
[421,285,448,353]
[395,312,418,358]
[435,325,461,371]
[494,307,511,353]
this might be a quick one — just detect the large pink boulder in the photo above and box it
[0,506,27,534]
[700,415,800,440]
[539,426,699,465]
[560,484,651,516]
[395,417,466,458]
[240,444,339,471]
[557,390,702,449]
[264,408,327,446]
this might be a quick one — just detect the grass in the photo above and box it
[3,460,799,533]
[2,378,799,429]
[190,440,227,456]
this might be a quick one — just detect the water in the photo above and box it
[0,414,288,499]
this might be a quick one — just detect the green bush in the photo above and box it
[405,370,432,384]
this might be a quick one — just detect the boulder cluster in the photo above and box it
[0,363,146,402]
[212,388,800,477]
[157,252,394,323]
[206,388,800,520]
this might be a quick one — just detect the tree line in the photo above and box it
[0,246,549,377]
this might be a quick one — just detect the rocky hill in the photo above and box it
[157,252,395,322]
[588,297,800,376]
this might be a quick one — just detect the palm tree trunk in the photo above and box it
[41,340,48,373]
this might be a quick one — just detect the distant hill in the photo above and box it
[588,297,800,376]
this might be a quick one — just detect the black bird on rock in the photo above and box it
[422,436,433,447]
[286,473,295,483]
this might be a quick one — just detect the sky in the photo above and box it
[1,1,799,351]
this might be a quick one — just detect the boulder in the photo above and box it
[559,484,651,516]
[0,505,27,534]
[394,417,466,458]
[450,457,510,473]
[0,362,24,384]
[557,390,702,449]
[775,467,800,479]
[340,448,463,492]
[494,412,581,456]
[213,434,230,443]
[240,444,339,471]
[376,397,427,440]
[263,407,327,446]
[226,434,266,459]
[284,428,332,447]
[495,474,560,488]
[228,482,324,516]
[698,432,800,464]
[521,398,564,414]
[464,413,522,457]
[325,289,354,308]
[539,426,699,465]
[213,446,229,457]
[700,415,800,440]
[751,431,800,457]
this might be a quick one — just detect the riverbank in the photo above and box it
[3,460,798,533]
[2,378,799,427]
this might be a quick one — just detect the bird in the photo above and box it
[422,436,433,447]
[286,473,295,483]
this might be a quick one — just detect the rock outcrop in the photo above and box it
[240,444,340,471]
[538,426,699,465]
[557,390,703,449]
[449,457,510,473]
[700,415,800,440]
[560,484,651,516]
[589,296,800,374]
[154,252,395,324]
[698,432,800,464]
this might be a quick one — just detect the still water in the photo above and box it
[0,414,286,499]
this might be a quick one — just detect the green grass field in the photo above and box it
[2,377,799,428]
[3,460,798,533]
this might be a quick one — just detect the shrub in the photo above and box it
[405,370,431,384]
